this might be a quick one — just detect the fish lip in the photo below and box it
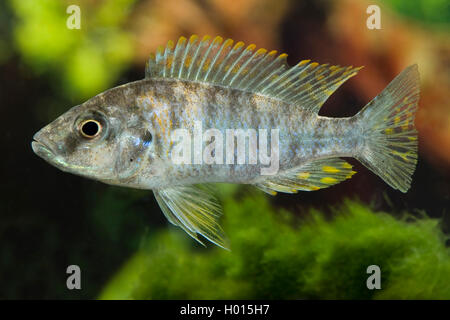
[31,138,55,158]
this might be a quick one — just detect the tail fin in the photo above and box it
[356,65,420,192]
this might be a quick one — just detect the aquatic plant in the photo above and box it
[99,185,450,300]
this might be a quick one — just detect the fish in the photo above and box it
[32,35,420,249]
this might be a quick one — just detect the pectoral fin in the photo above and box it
[154,185,229,250]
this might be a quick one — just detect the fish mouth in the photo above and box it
[31,137,55,159]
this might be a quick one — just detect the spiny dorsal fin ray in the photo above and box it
[146,35,363,113]
[254,158,356,195]
[154,184,229,250]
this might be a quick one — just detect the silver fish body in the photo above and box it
[122,78,360,188]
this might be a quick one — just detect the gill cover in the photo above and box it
[115,128,153,180]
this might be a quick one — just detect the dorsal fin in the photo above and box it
[146,35,362,113]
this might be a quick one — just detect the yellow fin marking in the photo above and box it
[346,171,357,179]
[212,36,223,44]
[255,48,267,56]
[402,120,410,131]
[185,56,192,67]
[299,59,310,66]
[322,166,340,173]
[233,41,245,50]
[203,59,211,71]
[343,67,353,75]
[320,177,338,184]
[156,45,164,54]
[298,172,310,179]
[202,35,211,42]
[342,162,352,169]
[189,35,198,44]
[278,53,288,60]
[330,67,343,76]
[385,128,394,135]
[166,56,173,68]
[223,39,234,49]
[393,151,409,161]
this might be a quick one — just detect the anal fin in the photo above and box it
[254,158,356,195]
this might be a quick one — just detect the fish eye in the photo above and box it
[80,119,102,139]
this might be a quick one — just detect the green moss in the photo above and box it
[99,186,450,299]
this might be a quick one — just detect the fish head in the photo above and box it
[32,92,155,184]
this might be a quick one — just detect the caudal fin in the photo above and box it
[356,65,420,192]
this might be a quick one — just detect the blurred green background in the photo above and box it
[0,0,449,299]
